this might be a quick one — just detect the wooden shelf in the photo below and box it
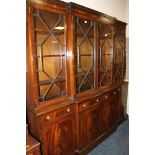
[75,33,112,40]
[38,78,66,86]
[75,33,94,38]
[76,71,94,78]
[35,28,64,35]
[37,54,65,58]
[100,54,112,55]
[99,36,112,40]
[75,54,93,56]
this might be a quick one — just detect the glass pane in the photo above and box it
[33,8,66,102]
[114,29,125,82]
[75,17,95,93]
[98,23,113,87]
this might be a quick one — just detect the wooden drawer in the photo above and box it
[39,105,75,126]
[26,135,41,155]
[102,90,118,101]
[79,97,100,112]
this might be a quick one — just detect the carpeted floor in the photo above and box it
[88,119,129,155]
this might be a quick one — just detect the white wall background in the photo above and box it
[63,0,129,114]
[63,0,128,25]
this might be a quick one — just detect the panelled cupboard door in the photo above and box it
[29,5,68,102]
[111,90,120,126]
[79,103,101,149]
[41,115,75,155]
[100,90,118,132]
[117,88,124,122]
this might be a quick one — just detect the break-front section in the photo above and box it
[73,12,116,94]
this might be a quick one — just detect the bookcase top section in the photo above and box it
[27,0,127,24]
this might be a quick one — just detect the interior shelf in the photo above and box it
[35,28,64,35]
[37,54,65,58]
[75,54,93,56]
[38,78,66,86]
[76,71,94,78]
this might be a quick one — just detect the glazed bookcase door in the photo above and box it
[74,17,95,93]
[98,23,113,87]
[113,28,125,82]
[32,7,67,102]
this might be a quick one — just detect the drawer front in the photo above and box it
[79,97,100,112]
[39,105,74,126]
[102,89,118,101]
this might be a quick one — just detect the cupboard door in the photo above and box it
[74,17,95,93]
[98,23,113,87]
[100,93,111,132]
[117,88,124,122]
[79,103,101,149]
[41,115,75,155]
[100,91,118,132]
[31,6,67,102]
[110,91,119,126]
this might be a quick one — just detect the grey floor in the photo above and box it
[88,119,129,155]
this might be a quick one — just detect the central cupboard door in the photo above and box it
[74,16,96,93]
[100,90,118,132]
[79,99,101,149]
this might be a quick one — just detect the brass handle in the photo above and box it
[26,145,30,148]
[118,88,121,91]
[104,95,107,99]
[96,98,99,102]
[83,104,86,108]
[113,92,116,95]
[66,108,71,113]
[45,115,51,121]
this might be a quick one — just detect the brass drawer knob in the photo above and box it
[104,95,107,99]
[45,115,51,121]
[26,145,30,148]
[82,104,86,108]
[96,98,99,102]
[118,88,121,91]
[113,92,116,95]
[66,108,71,113]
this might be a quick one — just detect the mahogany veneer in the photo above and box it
[26,0,127,155]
